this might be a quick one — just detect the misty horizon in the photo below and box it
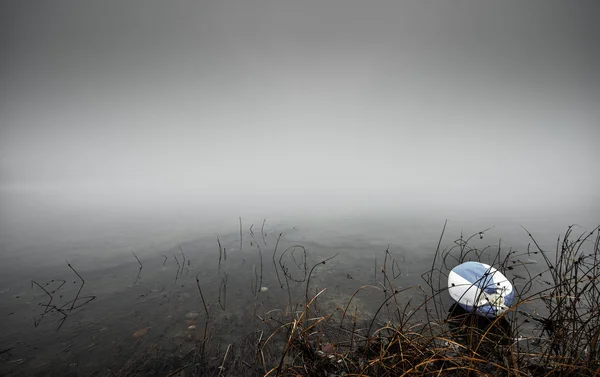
[1,0,599,216]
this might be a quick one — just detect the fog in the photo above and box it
[1,0,599,234]
[1,5,599,374]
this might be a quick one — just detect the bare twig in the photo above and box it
[132,252,143,269]
[66,261,84,311]
[272,233,283,289]
[217,344,232,377]
[239,216,243,251]
[195,274,210,318]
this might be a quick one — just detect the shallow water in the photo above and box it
[0,190,597,375]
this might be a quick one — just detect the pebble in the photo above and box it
[185,312,200,319]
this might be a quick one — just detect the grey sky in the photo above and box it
[1,0,599,214]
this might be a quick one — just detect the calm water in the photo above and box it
[1,190,597,375]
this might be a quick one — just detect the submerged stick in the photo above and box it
[257,243,263,294]
[217,236,223,272]
[305,253,339,316]
[278,245,308,283]
[66,261,84,311]
[239,216,243,251]
[47,279,66,294]
[134,268,142,285]
[218,273,228,311]
[195,273,211,364]
[261,218,267,245]
[272,233,283,289]
[31,280,54,326]
[282,266,293,315]
[179,246,186,268]
[132,252,143,269]
[173,253,181,283]
[195,274,210,318]
[33,302,69,331]
[251,265,257,297]
[374,256,377,282]
[392,258,401,279]
[132,253,143,284]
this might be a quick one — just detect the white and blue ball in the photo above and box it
[448,261,514,318]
